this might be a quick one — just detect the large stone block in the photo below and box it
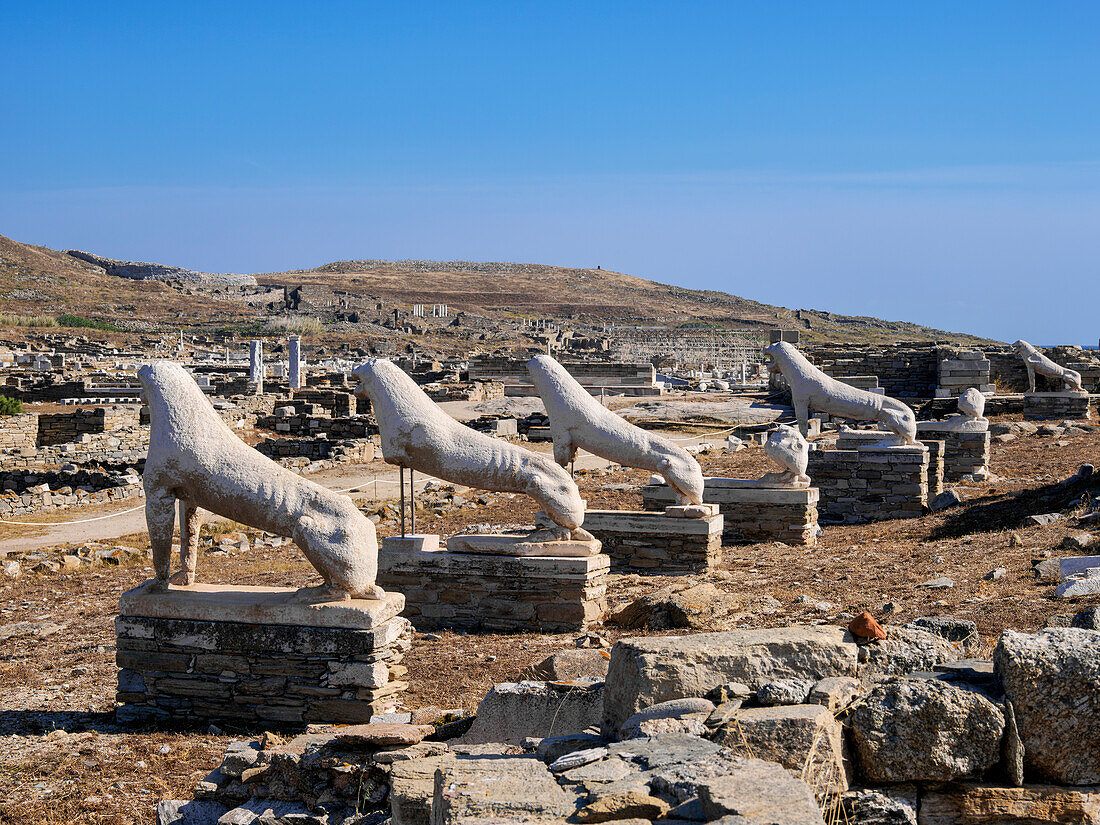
[462,680,605,745]
[995,628,1100,785]
[849,678,1004,783]
[919,782,1100,825]
[602,626,859,732]
[711,703,848,798]
[697,759,825,824]
[431,754,575,824]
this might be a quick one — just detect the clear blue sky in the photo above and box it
[2,2,1098,344]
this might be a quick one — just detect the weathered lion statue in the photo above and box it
[764,341,917,446]
[352,358,587,536]
[139,361,382,600]
[1015,339,1083,392]
[526,354,705,505]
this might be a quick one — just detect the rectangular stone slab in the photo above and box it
[119,582,405,630]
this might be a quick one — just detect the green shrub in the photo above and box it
[0,395,24,416]
[57,314,122,332]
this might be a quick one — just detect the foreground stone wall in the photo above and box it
[377,549,608,632]
[36,406,140,446]
[808,444,931,523]
[641,480,818,547]
[579,509,724,572]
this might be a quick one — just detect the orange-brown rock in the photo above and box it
[849,611,887,641]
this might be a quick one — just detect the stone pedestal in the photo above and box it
[578,508,724,572]
[642,480,818,547]
[916,422,991,481]
[1023,392,1092,421]
[807,444,930,524]
[115,583,410,726]
[376,548,608,632]
[836,430,945,501]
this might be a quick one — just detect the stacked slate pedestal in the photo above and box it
[837,429,946,501]
[1023,392,1092,421]
[808,441,935,524]
[641,481,818,548]
[376,540,608,633]
[579,506,724,572]
[116,583,410,726]
[915,421,992,482]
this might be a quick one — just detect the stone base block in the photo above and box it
[579,509,724,572]
[116,583,410,726]
[1024,392,1092,421]
[917,423,991,482]
[807,444,930,524]
[382,534,440,553]
[377,549,608,632]
[642,479,819,547]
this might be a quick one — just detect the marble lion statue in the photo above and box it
[352,358,587,536]
[761,424,811,486]
[764,341,917,446]
[1015,339,1083,392]
[139,361,382,601]
[526,354,705,505]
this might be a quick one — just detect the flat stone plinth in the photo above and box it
[446,533,601,557]
[1024,392,1092,421]
[381,534,440,553]
[808,443,930,524]
[642,479,819,547]
[116,583,411,727]
[119,581,404,629]
[377,548,608,632]
[579,508,724,572]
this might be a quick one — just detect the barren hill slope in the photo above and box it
[0,234,254,330]
[261,258,993,344]
[0,234,992,344]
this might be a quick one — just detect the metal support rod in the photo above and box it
[399,466,406,538]
[409,469,416,535]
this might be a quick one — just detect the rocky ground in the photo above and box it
[0,424,1097,823]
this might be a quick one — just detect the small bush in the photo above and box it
[0,313,57,328]
[0,395,24,415]
[57,314,122,332]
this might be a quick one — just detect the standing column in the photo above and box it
[288,336,302,389]
[249,340,264,394]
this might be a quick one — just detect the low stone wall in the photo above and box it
[377,548,608,632]
[1023,392,1092,421]
[255,437,375,464]
[807,444,931,524]
[116,588,411,726]
[259,412,376,439]
[835,431,945,499]
[36,406,140,446]
[0,413,37,452]
[424,381,505,403]
[0,473,143,517]
[936,353,993,398]
[579,509,723,572]
[916,424,991,482]
[292,388,355,418]
[641,481,818,547]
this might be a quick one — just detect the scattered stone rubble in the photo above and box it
[157,618,1100,824]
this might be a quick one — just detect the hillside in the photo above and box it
[259,258,994,345]
[0,234,993,345]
